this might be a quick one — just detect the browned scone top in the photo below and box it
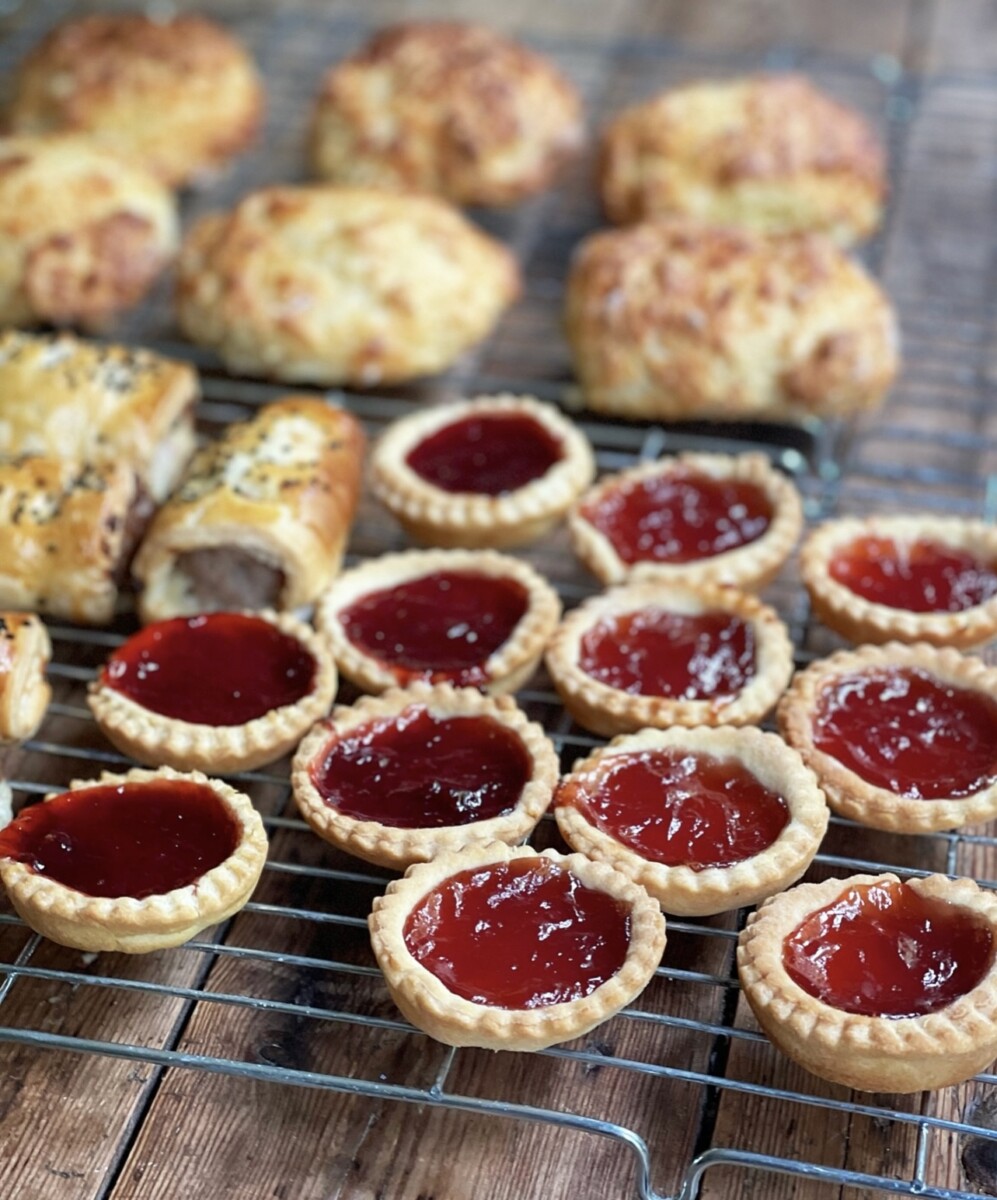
[0,612,51,744]
[6,13,263,187]
[564,218,899,423]
[133,395,366,624]
[600,73,885,244]
[310,21,584,206]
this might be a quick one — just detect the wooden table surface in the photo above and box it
[1,1,996,1198]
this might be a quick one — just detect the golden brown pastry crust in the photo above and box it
[175,186,520,386]
[7,14,263,187]
[309,21,583,206]
[369,841,667,1050]
[569,451,802,589]
[133,396,365,624]
[292,682,558,869]
[555,726,828,916]
[370,393,596,549]
[564,218,899,423]
[738,873,997,1092]
[0,612,51,744]
[600,74,884,244]
[0,767,268,954]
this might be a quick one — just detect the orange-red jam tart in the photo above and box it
[738,873,997,1092]
[802,515,997,649]
[292,683,558,869]
[369,841,666,1050]
[370,394,596,550]
[555,727,827,916]
[316,548,561,695]
[778,642,997,833]
[88,610,336,774]
[0,767,267,953]
[570,452,803,590]
[545,581,794,737]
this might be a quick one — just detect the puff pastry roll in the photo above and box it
[133,395,365,623]
[0,331,197,503]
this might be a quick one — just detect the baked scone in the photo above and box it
[371,393,596,548]
[600,74,884,244]
[0,134,177,327]
[739,873,997,1092]
[570,452,802,589]
[292,682,557,869]
[133,396,365,624]
[316,548,561,695]
[175,186,520,385]
[369,841,666,1050]
[0,331,197,502]
[309,21,583,206]
[7,14,263,187]
[0,612,51,744]
[779,642,997,833]
[555,726,827,916]
[89,610,336,774]
[545,581,794,737]
[564,218,899,422]
[0,767,267,953]
[801,515,997,648]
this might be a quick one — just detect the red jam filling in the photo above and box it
[829,536,997,613]
[783,879,995,1018]
[565,749,789,870]
[579,608,755,700]
[339,570,529,686]
[403,857,632,1008]
[310,706,531,828]
[814,667,997,799]
[0,780,240,900]
[102,612,317,727]
[582,469,772,566]
[406,412,564,496]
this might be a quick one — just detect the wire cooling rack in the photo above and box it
[1,3,997,1199]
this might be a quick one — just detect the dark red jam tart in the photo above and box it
[88,610,336,774]
[555,726,827,915]
[292,683,558,869]
[738,873,997,1092]
[371,394,595,549]
[368,842,667,1050]
[317,548,561,696]
[570,452,802,589]
[0,767,267,953]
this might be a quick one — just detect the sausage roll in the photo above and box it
[133,395,366,623]
[0,612,51,744]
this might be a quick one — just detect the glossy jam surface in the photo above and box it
[582,469,772,566]
[406,413,564,496]
[829,536,997,613]
[103,612,317,727]
[404,857,631,1008]
[567,749,789,870]
[783,880,995,1018]
[579,608,755,700]
[0,781,240,899]
[814,667,997,799]
[339,570,528,686]
[310,706,531,828]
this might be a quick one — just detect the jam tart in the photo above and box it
[545,581,794,737]
[292,682,558,870]
[778,641,997,834]
[89,610,336,774]
[738,872,997,1092]
[369,841,667,1051]
[555,726,828,916]
[570,452,802,590]
[802,515,997,648]
[316,548,561,695]
[371,394,596,549]
[0,767,267,953]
